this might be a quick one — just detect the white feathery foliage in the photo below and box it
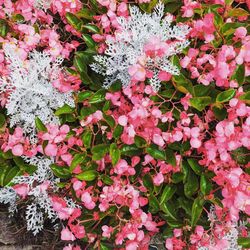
[91,3,190,91]
[34,0,52,10]
[0,157,59,235]
[0,44,74,143]
[198,206,243,250]
[0,187,17,214]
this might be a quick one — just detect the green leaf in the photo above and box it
[165,147,176,166]
[103,114,115,128]
[89,89,106,104]
[83,24,100,33]
[160,185,177,205]
[3,166,20,186]
[0,114,6,128]
[82,34,96,48]
[173,74,194,95]
[237,237,250,248]
[187,158,202,175]
[184,170,199,198]
[239,91,250,104]
[70,154,86,172]
[228,8,249,17]
[74,55,87,73]
[146,145,166,160]
[55,104,74,116]
[82,129,92,148]
[120,144,142,156]
[190,97,211,111]
[139,0,157,13]
[113,125,123,139]
[231,64,245,85]
[91,144,109,160]
[200,174,212,195]
[191,197,204,227]
[143,174,154,193]
[76,170,98,181]
[0,19,9,37]
[161,202,178,221]
[35,117,47,132]
[194,85,211,97]
[212,106,227,120]
[216,89,236,103]
[101,175,114,185]
[172,172,184,183]
[76,8,95,20]
[51,164,71,179]
[65,13,83,31]
[134,135,147,148]
[231,147,250,165]
[110,143,120,166]
[149,194,160,213]
[100,242,111,250]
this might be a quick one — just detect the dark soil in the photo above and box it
[0,205,64,250]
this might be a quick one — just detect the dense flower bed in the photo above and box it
[0,0,249,249]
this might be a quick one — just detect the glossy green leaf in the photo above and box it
[3,166,20,186]
[70,153,86,172]
[239,91,250,104]
[200,174,212,195]
[160,185,177,205]
[216,89,236,103]
[146,145,166,160]
[191,197,204,227]
[149,194,160,213]
[184,170,199,198]
[231,64,245,85]
[228,8,249,17]
[0,19,9,37]
[35,117,47,132]
[65,13,83,31]
[0,114,6,128]
[91,144,109,160]
[55,104,74,116]
[76,170,98,181]
[82,129,92,148]
[83,24,100,33]
[165,147,176,166]
[76,8,95,20]
[187,158,202,175]
[190,96,211,111]
[143,174,154,193]
[51,164,71,179]
[134,135,147,148]
[88,89,106,104]
[110,143,120,166]
[237,237,250,248]
[120,144,142,156]
[113,125,123,139]
[82,34,96,48]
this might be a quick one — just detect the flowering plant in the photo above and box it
[0,0,249,249]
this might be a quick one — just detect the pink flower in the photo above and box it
[153,173,164,186]
[13,184,29,199]
[61,227,75,241]
[81,191,95,210]
[234,27,247,39]
[44,143,58,156]
[181,0,200,17]
[128,64,146,83]
[118,115,128,126]
[12,144,24,156]
[152,134,164,147]
[102,225,113,238]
